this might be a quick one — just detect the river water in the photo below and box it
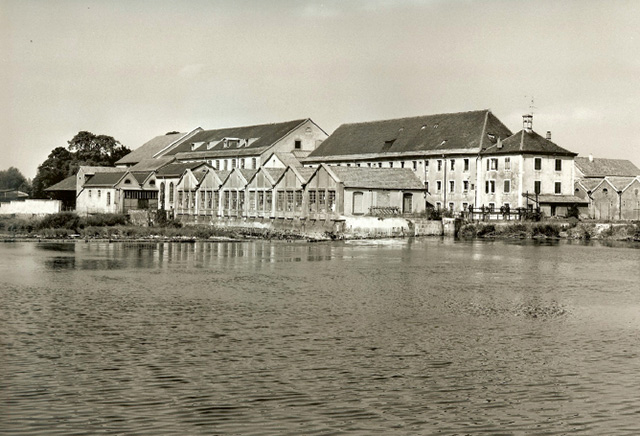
[1,239,639,435]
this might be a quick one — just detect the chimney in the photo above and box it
[589,154,593,162]
[546,131,551,140]
[497,137,503,149]
[522,114,533,133]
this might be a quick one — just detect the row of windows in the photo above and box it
[87,189,112,206]
[209,157,259,171]
[434,202,512,212]
[329,157,564,173]
[426,180,564,195]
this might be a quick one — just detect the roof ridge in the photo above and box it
[197,118,307,134]
[333,109,491,128]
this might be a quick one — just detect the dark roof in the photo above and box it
[130,171,153,184]
[45,175,77,191]
[128,156,175,172]
[115,132,187,165]
[306,110,512,160]
[175,146,270,160]
[328,166,425,190]
[79,166,123,175]
[84,171,127,187]
[575,157,640,177]
[483,129,576,156]
[524,193,589,205]
[155,162,208,178]
[164,119,307,157]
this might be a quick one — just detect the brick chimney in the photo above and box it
[523,114,533,133]
[546,131,551,140]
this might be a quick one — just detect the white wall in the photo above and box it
[0,200,62,215]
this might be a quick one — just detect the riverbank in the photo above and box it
[459,221,640,242]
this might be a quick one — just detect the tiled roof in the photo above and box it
[577,178,602,191]
[328,166,425,190]
[575,157,640,177]
[524,194,589,205]
[239,169,258,182]
[128,156,175,171]
[165,119,307,156]
[263,168,285,183]
[272,152,301,167]
[115,132,187,165]
[306,110,512,159]
[155,162,208,178]
[84,172,127,187]
[484,130,576,156]
[175,146,270,160]
[79,166,123,175]
[45,175,77,191]
[606,177,637,191]
[130,171,153,184]
[296,167,316,182]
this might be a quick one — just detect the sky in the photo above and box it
[2,0,639,179]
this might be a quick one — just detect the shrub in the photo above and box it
[458,223,477,238]
[37,212,81,231]
[82,213,129,227]
[532,223,560,238]
[476,224,496,237]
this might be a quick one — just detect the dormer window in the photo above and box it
[191,142,205,151]
[124,179,131,184]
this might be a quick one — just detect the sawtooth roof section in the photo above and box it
[165,119,307,157]
[128,156,176,172]
[273,152,302,167]
[155,162,208,178]
[175,146,270,160]
[483,130,576,156]
[306,110,512,159]
[130,171,153,184]
[575,157,640,177]
[578,178,603,191]
[115,132,187,165]
[263,168,286,183]
[84,171,128,187]
[45,175,77,191]
[328,166,425,190]
[606,177,638,191]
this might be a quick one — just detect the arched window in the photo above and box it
[160,182,165,204]
[169,182,174,202]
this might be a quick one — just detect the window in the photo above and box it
[240,159,245,169]
[328,190,336,212]
[294,140,301,150]
[463,159,469,172]
[448,202,454,211]
[214,191,220,211]
[286,191,294,212]
[368,163,372,167]
[178,191,183,207]
[277,191,284,211]
[436,202,442,209]
[224,160,228,170]
[505,157,511,171]
[215,160,220,170]
[378,162,382,168]
[534,181,541,194]
[463,180,469,192]
[191,191,196,208]
[534,157,542,171]
[412,161,417,171]
[450,159,455,171]
[437,160,443,171]
[98,190,101,199]
[389,162,393,168]
[88,190,92,198]
[401,161,405,168]
[107,192,111,206]
[436,180,442,192]
[504,180,511,193]
[309,190,317,212]
[230,191,237,210]
[488,158,498,171]
[425,181,429,192]
[169,183,174,202]
[258,191,265,210]
[462,202,468,211]
[485,180,496,194]
[265,191,272,211]
[207,191,213,209]
[295,190,303,211]
[232,159,237,169]
[449,180,455,193]
[555,182,562,194]
[200,191,205,209]
[555,159,562,171]
[238,191,245,210]
[488,203,495,212]
[251,158,257,169]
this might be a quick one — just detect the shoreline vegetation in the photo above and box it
[1,212,639,243]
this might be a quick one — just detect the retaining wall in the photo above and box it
[0,199,62,216]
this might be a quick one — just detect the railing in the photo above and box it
[461,206,542,221]
[368,206,401,216]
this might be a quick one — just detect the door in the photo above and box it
[402,193,413,214]
[353,192,364,215]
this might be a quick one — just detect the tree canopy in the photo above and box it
[0,167,30,192]
[31,131,131,198]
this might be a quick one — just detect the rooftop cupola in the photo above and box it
[523,114,533,133]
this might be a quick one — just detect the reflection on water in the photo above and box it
[1,239,640,435]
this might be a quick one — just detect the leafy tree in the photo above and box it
[0,167,31,192]
[31,131,131,198]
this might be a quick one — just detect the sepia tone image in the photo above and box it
[1,1,640,435]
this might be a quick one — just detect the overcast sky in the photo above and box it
[2,0,639,178]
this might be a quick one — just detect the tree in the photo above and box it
[31,147,74,198]
[31,131,131,198]
[0,167,30,192]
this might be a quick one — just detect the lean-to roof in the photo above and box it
[45,175,77,192]
[115,132,187,165]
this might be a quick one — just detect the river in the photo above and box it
[1,239,639,435]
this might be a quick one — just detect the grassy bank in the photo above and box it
[459,220,640,241]
[0,212,308,241]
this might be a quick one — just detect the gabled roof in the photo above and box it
[575,157,640,177]
[79,166,123,175]
[263,168,286,184]
[115,131,192,165]
[155,162,209,178]
[272,152,302,168]
[128,156,176,172]
[296,167,316,182]
[164,119,308,158]
[130,171,154,184]
[576,178,602,192]
[605,177,638,192]
[306,110,512,161]
[45,175,77,191]
[83,171,128,187]
[324,165,425,190]
[483,129,576,156]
